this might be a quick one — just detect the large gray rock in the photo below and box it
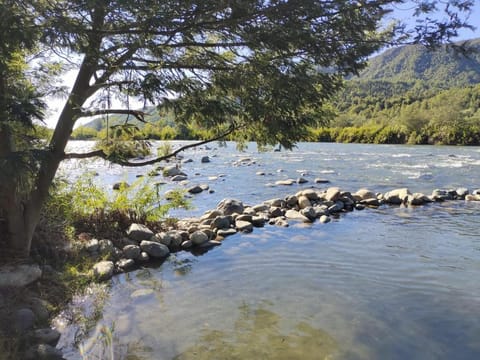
[328,200,344,213]
[285,209,311,223]
[188,185,204,194]
[127,223,154,242]
[300,207,317,221]
[407,193,431,206]
[456,187,469,199]
[466,194,480,201]
[190,231,209,245]
[251,216,267,227]
[85,238,100,253]
[98,239,114,255]
[0,263,42,288]
[165,230,184,248]
[116,258,136,271]
[217,199,244,215]
[354,188,376,201]
[123,244,141,259]
[384,188,411,204]
[201,156,211,163]
[285,195,298,207]
[235,220,253,233]
[140,241,170,258]
[297,195,311,209]
[269,207,284,218]
[325,187,341,202]
[212,216,231,230]
[297,189,319,201]
[264,198,285,207]
[252,204,269,212]
[93,261,114,281]
[216,228,237,237]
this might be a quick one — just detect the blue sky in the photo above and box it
[387,1,480,40]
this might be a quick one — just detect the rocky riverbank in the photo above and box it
[1,185,479,359]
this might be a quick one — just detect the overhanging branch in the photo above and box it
[79,109,147,122]
[63,124,238,166]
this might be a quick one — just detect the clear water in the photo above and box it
[57,142,480,359]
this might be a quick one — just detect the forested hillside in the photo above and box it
[323,38,480,145]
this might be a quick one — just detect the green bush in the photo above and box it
[43,173,189,237]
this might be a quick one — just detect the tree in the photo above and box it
[0,0,474,257]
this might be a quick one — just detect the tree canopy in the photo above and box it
[0,0,475,256]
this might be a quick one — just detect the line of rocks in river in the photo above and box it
[90,185,480,281]
[3,185,479,359]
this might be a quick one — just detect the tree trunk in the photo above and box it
[0,196,35,259]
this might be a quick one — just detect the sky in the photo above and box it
[388,1,480,41]
[43,1,480,128]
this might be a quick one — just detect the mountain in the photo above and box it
[356,38,480,87]
[336,38,480,112]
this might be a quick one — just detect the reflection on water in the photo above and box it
[174,303,337,360]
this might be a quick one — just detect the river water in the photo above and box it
[57,142,480,360]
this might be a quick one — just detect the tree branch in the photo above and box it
[78,109,147,122]
[63,124,238,166]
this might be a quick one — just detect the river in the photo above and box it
[56,142,480,360]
